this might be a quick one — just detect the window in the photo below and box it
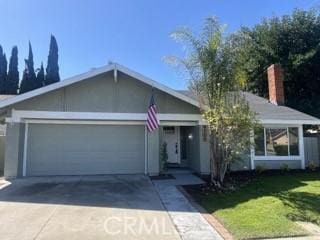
[163,126,175,134]
[266,128,288,156]
[254,127,299,157]
[289,127,299,156]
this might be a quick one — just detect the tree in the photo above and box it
[169,18,259,185]
[0,46,7,94]
[19,67,29,94]
[45,35,60,85]
[19,42,38,93]
[36,62,45,87]
[6,46,19,94]
[232,9,320,118]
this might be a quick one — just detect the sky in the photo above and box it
[0,0,319,89]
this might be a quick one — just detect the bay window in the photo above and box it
[254,127,299,157]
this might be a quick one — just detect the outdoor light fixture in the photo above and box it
[188,133,193,140]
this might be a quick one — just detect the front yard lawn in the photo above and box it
[187,172,320,240]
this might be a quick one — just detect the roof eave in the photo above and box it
[0,63,200,109]
[259,119,320,125]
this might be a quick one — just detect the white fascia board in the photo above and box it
[10,110,204,122]
[20,120,198,126]
[259,118,320,125]
[24,119,146,125]
[0,65,114,109]
[160,121,198,126]
[0,63,200,109]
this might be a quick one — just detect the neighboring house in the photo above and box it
[0,63,319,178]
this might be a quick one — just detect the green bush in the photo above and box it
[255,164,267,174]
[280,163,290,172]
[306,161,318,171]
[160,142,168,173]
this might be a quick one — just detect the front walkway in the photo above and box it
[152,172,223,240]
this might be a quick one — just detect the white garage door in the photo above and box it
[26,123,145,176]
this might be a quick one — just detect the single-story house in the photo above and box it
[0,63,319,178]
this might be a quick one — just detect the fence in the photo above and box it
[0,135,4,174]
[304,137,320,167]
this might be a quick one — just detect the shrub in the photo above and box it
[160,142,168,173]
[306,161,318,171]
[280,163,290,172]
[255,164,267,174]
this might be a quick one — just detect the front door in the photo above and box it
[163,126,180,164]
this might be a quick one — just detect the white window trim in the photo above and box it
[250,124,305,169]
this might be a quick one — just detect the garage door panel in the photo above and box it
[26,124,145,176]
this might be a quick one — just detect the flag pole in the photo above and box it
[145,86,159,175]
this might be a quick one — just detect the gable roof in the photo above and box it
[0,95,15,101]
[178,90,320,125]
[242,92,320,124]
[0,63,200,109]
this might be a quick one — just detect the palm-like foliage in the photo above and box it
[169,17,259,184]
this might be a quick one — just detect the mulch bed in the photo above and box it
[188,169,320,195]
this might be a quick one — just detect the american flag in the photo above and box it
[146,94,159,132]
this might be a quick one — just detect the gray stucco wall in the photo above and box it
[231,156,302,171]
[230,152,251,171]
[179,127,189,168]
[4,123,25,178]
[147,129,160,176]
[199,125,210,174]
[187,126,200,172]
[254,160,302,169]
[11,72,200,114]
[13,89,64,111]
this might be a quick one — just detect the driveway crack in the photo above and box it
[32,205,58,240]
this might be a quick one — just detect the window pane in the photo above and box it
[266,128,288,156]
[254,127,265,156]
[289,127,299,156]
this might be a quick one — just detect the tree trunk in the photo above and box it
[209,133,229,187]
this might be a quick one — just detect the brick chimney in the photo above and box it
[267,64,285,105]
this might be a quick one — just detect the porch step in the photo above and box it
[166,163,181,168]
[167,167,193,175]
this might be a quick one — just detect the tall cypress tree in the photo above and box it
[36,62,45,87]
[0,46,7,94]
[19,66,29,94]
[19,42,37,93]
[27,41,36,85]
[45,35,60,85]
[7,46,19,94]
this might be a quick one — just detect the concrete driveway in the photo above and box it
[0,175,180,240]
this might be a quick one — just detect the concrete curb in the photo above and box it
[177,185,234,240]
[0,180,11,190]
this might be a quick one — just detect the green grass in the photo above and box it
[191,173,320,240]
